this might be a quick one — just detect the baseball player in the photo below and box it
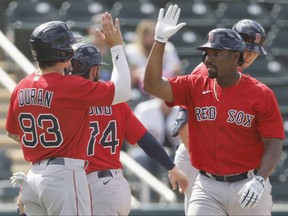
[144,4,284,215]
[69,43,188,215]
[6,12,132,215]
[172,19,268,215]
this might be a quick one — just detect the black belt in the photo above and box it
[200,169,257,183]
[97,170,112,178]
[47,158,65,165]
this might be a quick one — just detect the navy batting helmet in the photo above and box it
[197,28,245,65]
[30,21,82,62]
[232,19,267,55]
[71,44,104,77]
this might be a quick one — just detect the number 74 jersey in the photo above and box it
[85,102,147,174]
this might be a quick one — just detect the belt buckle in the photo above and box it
[223,175,228,182]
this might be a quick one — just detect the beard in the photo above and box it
[206,65,217,79]
[208,71,217,79]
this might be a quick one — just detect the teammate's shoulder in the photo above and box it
[243,74,266,86]
[191,62,207,76]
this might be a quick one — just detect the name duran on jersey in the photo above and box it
[195,106,255,127]
[89,106,112,116]
[18,88,53,108]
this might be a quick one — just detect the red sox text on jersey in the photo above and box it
[195,106,254,127]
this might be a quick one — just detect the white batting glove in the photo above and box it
[155,4,186,43]
[10,172,27,188]
[238,176,265,209]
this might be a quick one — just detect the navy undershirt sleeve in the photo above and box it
[137,132,175,170]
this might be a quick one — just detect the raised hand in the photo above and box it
[155,4,186,43]
[96,12,123,47]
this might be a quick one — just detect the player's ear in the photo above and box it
[89,67,96,81]
[90,65,100,82]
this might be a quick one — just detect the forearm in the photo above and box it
[137,132,175,170]
[257,138,283,179]
[143,41,165,95]
[110,45,131,105]
[143,42,173,101]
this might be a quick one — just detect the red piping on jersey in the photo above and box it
[73,171,79,216]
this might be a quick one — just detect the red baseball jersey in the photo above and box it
[168,74,285,175]
[178,63,208,110]
[85,102,147,174]
[6,72,115,163]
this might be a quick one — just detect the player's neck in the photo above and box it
[216,71,242,88]
[37,66,65,76]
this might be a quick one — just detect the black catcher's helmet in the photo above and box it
[197,28,246,65]
[30,21,82,62]
[232,19,267,55]
[71,44,103,77]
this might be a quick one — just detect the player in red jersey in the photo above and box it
[144,4,284,215]
[172,19,268,215]
[6,12,131,216]
[70,43,188,215]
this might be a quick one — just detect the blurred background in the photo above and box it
[0,0,287,215]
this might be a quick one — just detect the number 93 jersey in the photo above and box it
[5,73,115,163]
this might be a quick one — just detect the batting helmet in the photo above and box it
[71,44,104,77]
[197,28,245,65]
[232,19,267,55]
[30,21,82,62]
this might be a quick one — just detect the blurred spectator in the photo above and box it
[0,149,12,180]
[83,14,113,81]
[124,19,181,98]
[127,97,180,202]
